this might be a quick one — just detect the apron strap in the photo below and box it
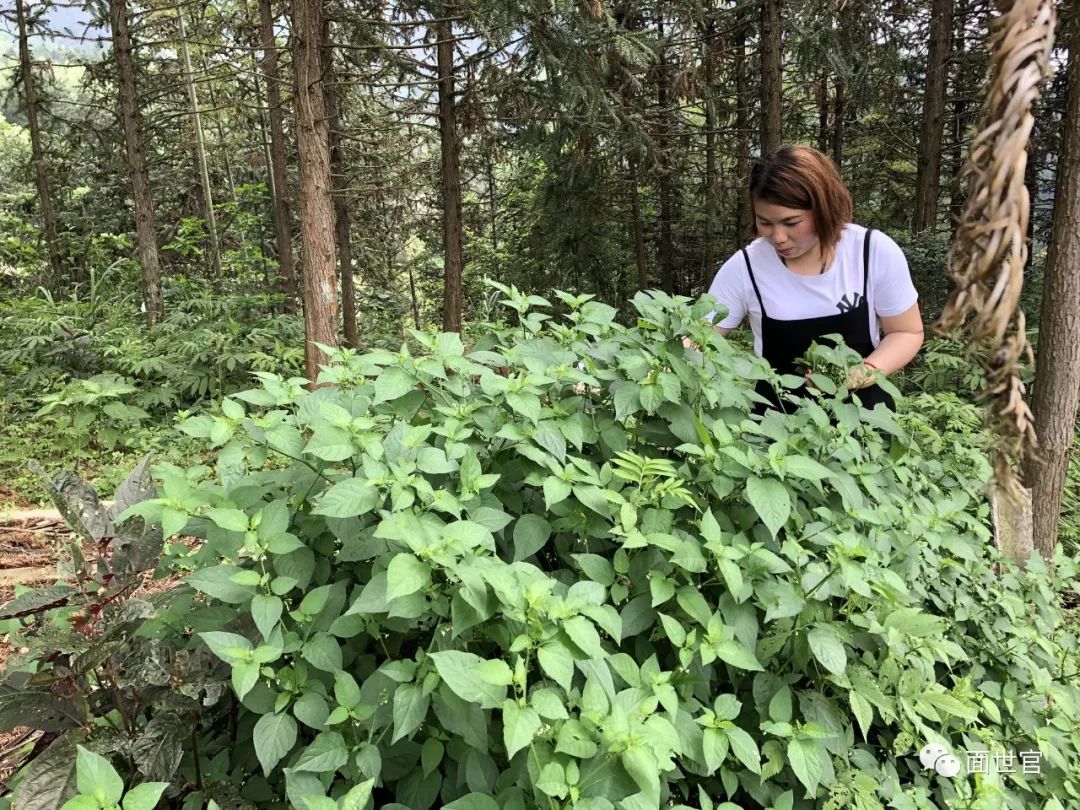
[862,228,874,298]
[742,248,768,319]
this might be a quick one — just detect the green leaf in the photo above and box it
[340,779,376,810]
[537,642,575,692]
[573,553,614,585]
[883,607,946,637]
[200,631,252,665]
[506,392,541,421]
[75,746,123,806]
[531,688,569,720]
[301,633,342,672]
[304,426,355,461]
[659,613,686,646]
[60,798,98,810]
[443,795,500,810]
[703,728,729,773]
[745,476,791,537]
[533,422,566,462]
[783,456,833,481]
[563,616,605,658]
[502,700,541,759]
[232,661,261,699]
[391,683,430,743]
[373,366,416,403]
[206,507,249,533]
[621,746,660,804]
[724,726,761,774]
[769,686,793,723]
[161,507,190,539]
[535,762,569,799]
[555,717,597,758]
[849,691,873,741]
[417,446,456,474]
[312,479,382,518]
[121,782,169,810]
[430,651,507,709]
[15,732,79,808]
[788,737,825,795]
[334,672,361,710]
[474,658,513,685]
[251,594,283,640]
[717,559,750,603]
[543,477,571,508]
[186,564,256,604]
[386,553,431,601]
[294,731,349,774]
[421,737,444,775]
[713,639,763,671]
[512,514,551,561]
[294,691,330,730]
[254,712,298,775]
[298,584,334,615]
[807,626,847,677]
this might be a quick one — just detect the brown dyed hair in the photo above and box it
[750,145,853,249]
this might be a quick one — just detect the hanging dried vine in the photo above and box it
[935,0,1055,496]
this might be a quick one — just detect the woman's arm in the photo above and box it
[683,323,735,350]
[848,303,924,388]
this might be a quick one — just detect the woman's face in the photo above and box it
[753,200,819,259]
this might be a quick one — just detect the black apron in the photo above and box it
[745,228,894,415]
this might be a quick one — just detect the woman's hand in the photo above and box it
[846,362,880,390]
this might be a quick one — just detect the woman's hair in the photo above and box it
[750,145,853,249]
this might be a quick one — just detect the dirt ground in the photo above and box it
[0,503,194,790]
[0,510,71,642]
[0,507,69,789]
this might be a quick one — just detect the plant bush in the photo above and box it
[0,275,304,415]
[4,288,1079,810]
[0,275,305,500]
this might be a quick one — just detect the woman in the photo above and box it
[705,145,924,413]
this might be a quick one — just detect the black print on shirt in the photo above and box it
[836,292,863,313]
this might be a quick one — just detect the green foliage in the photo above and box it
[60,746,168,810]
[35,373,149,453]
[0,458,232,809]
[0,271,305,502]
[8,288,1076,809]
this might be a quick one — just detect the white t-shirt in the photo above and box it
[705,223,918,356]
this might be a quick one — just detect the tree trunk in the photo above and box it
[109,0,163,327]
[487,156,499,263]
[948,0,971,235]
[260,0,297,314]
[832,72,846,168]
[817,70,829,154]
[436,17,464,333]
[322,22,357,349]
[703,18,718,292]
[292,0,339,380]
[15,0,63,291]
[250,44,278,311]
[735,9,750,241]
[912,0,953,234]
[759,0,782,158]
[630,157,648,292]
[1023,0,1080,559]
[656,14,675,295]
[175,0,221,275]
[201,50,237,204]
[407,261,421,331]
